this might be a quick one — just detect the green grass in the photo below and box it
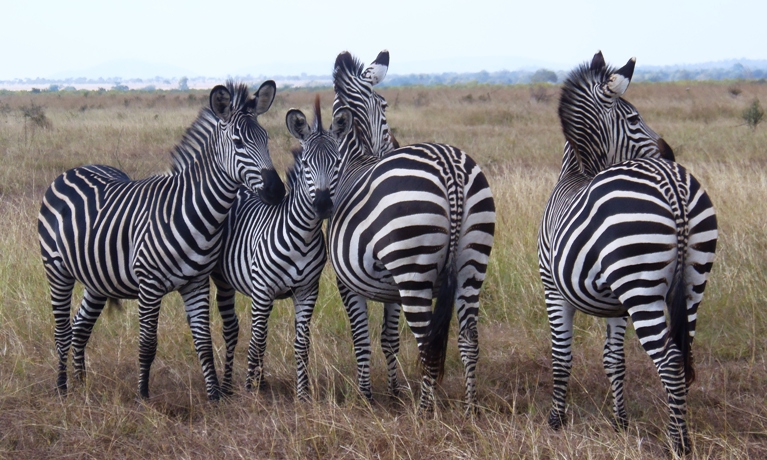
[1,83,766,458]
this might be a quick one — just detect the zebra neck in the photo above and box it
[285,185,325,239]
[176,153,240,226]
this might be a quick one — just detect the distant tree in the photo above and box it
[178,77,189,91]
[530,69,557,84]
[111,84,129,92]
[48,84,60,92]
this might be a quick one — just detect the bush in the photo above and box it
[742,98,764,129]
[20,103,52,129]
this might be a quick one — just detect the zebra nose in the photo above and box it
[258,168,285,205]
[657,138,675,162]
[313,189,333,219]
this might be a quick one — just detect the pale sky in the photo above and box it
[2,0,765,80]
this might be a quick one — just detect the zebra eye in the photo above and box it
[627,114,641,124]
[232,136,245,149]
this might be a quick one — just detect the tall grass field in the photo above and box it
[1,82,766,458]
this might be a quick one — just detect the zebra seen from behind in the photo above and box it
[329,50,496,412]
[537,52,718,454]
[38,81,285,401]
[212,96,352,400]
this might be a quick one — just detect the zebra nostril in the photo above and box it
[313,189,333,218]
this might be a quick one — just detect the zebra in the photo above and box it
[537,52,718,454]
[38,81,286,401]
[211,96,352,400]
[329,50,496,412]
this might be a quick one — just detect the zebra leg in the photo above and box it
[137,286,163,400]
[546,295,576,430]
[337,281,373,401]
[179,280,221,401]
[455,297,479,414]
[214,280,239,396]
[381,302,402,397]
[71,290,108,385]
[245,294,274,392]
[628,304,690,455]
[398,288,440,414]
[47,270,76,395]
[293,285,318,401]
[603,316,629,431]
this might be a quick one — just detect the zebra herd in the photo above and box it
[38,50,717,455]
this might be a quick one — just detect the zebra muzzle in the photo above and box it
[258,168,286,205]
[313,189,333,219]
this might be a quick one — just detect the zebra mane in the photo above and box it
[170,80,253,173]
[286,146,303,192]
[313,94,324,132]
[333,52,365,91]
[559,61,617,116]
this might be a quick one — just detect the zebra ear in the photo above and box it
[253,80,277,115]
[591,51,606,71]
[330,107,353,139]
[362,50,389,86]
[606,57,636,97]
[209,85,232,121]
[286,109,311,141]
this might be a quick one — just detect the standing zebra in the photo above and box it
[38,81,285,401]
[329,50,496,412]
[212,96,352,400]
[538,52,718,454]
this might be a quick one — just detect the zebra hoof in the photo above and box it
[220,384,234,398]
[670,435,692,457]
[548,409,566,430]
[612,414,629,432]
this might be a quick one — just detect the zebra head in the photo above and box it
[332,50,399,158]
[558,51,675,176]
[286,95,353,219]
[209,81,286,205]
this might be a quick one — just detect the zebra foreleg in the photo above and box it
[137,287,163,400]
[180,280,221,401]
[381,302,402,397]
[245,294,274,392]
[546,296,576,430]
[293,285,318,402]
[603,316,629,431]
[337,282,373,401]
[214,280,239,396]
[71,290,108,385]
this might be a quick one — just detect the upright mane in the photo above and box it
[558,61,617,137]
[170,81,253,173]
[333,52,365,93]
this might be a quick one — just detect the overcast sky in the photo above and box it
[3,0,765,80]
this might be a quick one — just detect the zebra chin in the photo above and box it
[312,189,333,219]
[255,168,286,205]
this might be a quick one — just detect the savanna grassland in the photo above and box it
[1,81,766,459]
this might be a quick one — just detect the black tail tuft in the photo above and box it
[667,265,694,386]
[422,261,457,382]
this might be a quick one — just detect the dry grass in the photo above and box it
[1,82,766,458]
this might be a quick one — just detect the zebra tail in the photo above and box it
[667,228,694,387]
[423,258,457,382]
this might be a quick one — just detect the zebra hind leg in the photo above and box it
[546,297,576,430]
[381,302,402,397]
[71,289,109,386]
[628,304,691,455]
[47,272,76,395]
[455,300,479,414]
[603,316,629,431]
[214,281,239,396]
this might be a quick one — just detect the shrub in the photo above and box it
[20,103,52,129]
[742,98,764,129]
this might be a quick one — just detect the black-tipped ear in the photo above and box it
[372,50,389,68]
[210,85,232,121]
[362,50,389,86]
[615,57,636,80]
[286,109,311,141]
[590,51,606,71]
[254,80,277,115]
[330,107,353,139]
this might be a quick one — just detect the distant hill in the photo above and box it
[2,58,766,91]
